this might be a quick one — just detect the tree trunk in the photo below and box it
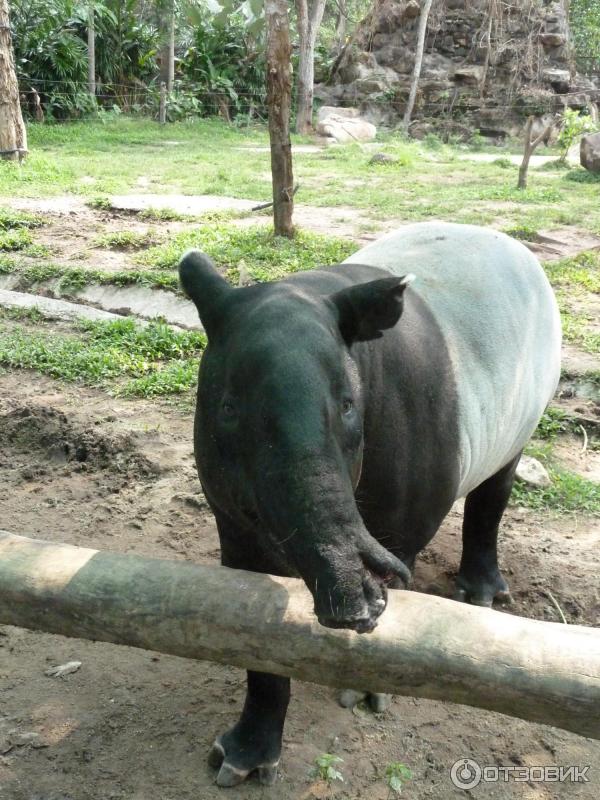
[518,116,552,190]
[87,4,96,98]
[266,0,294,237]
[0,0,27,160]
[1,532,599,740]
[335,0,347,50]
[294,0,327,134]
[159,0,175,92]
[401,0,434,134]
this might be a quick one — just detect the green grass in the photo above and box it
[0,317,205,397]
[503,224,540,241]
[544,251,600,294]
[534,407,577,439]
[0,228,34,252]
[512,464,600,514]
[139,207,188,222]
[95,229,159,250]
[3,117,600,238]
[0,207,43,230]
[136,223,355,282]
[1,261,179,293]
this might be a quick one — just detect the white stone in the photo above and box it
[316,114,377,144]
[516,455,551,488]
[316,105,360,124]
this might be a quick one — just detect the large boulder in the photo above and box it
[580,131,600,173]
[316,112,377,144]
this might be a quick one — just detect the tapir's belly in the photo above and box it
[344,222,561,497]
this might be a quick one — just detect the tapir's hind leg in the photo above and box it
[454,452,521,607]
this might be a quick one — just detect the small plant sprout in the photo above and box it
[384,762,412,796]
[311,753,344,786]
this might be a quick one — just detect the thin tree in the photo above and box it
[401,0,433,134]
[518,115,553,190]
[88,3,96,98]
[294,0,327,134]
[335,0,348,50]
[158,0,175,91]
[0,0,27,160]
[266,0,295,236]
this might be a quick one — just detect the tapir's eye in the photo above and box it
[342,399,354,415]
[221,400,236,417]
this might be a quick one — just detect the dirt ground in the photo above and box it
[0,203,599,800]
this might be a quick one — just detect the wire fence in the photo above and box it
[18,76,270,124]
[17,74,600,130]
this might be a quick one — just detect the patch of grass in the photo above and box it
[119,359,198,397]
[512,465,600,514]
[0,254,19,273]
[86,196,113,210]
[0,207,43,229]
[0,306,45,323]
[535,407,576,439]
[0,261,180,294]
[492,157,514,169]
[536,159,571,172]
[95,229,158,250]
[0,317,206,395]
[564,169,600,183]
[0,228,34,252]
[138,207,188,222]
[136,223,355,282]
[544,251,600,294]
[503,224,540,241]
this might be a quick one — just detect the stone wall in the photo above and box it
[318,0,600,138]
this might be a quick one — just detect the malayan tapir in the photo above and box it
[179,222,561,787]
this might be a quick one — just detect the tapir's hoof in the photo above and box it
[453,578,513,608]
[338,689,391,712]
[208,738,279,787]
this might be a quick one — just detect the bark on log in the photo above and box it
[0,0,27,160]
[294,0,327,135]
[0,532,599,740]
[266,0,294,237]
[401,0,434,133]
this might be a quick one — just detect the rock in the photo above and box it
[316,114,377,144]
[8,731,48,748]
[542,68,571,93]
[44,660,82,678]
[325,0,577,133]
[454,65,484,86]
[516,456,551,488]
[540,32,566,47]
[316,105,360,124]
[580,131,600,173]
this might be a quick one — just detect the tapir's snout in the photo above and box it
[308,534,412,634]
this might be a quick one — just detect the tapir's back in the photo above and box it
[344,222,561,497]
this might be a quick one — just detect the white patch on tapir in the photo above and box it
[344,222,561,498]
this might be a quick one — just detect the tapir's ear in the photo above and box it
[330,274,415,344]
[179,249,232,337]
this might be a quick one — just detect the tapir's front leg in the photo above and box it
[208,512,291,787]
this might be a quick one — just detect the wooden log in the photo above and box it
[0,531,598,740]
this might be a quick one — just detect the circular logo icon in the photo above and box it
[450,758,482,790]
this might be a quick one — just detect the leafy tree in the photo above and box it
[570,0,600,73]
[557,108,597,163]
